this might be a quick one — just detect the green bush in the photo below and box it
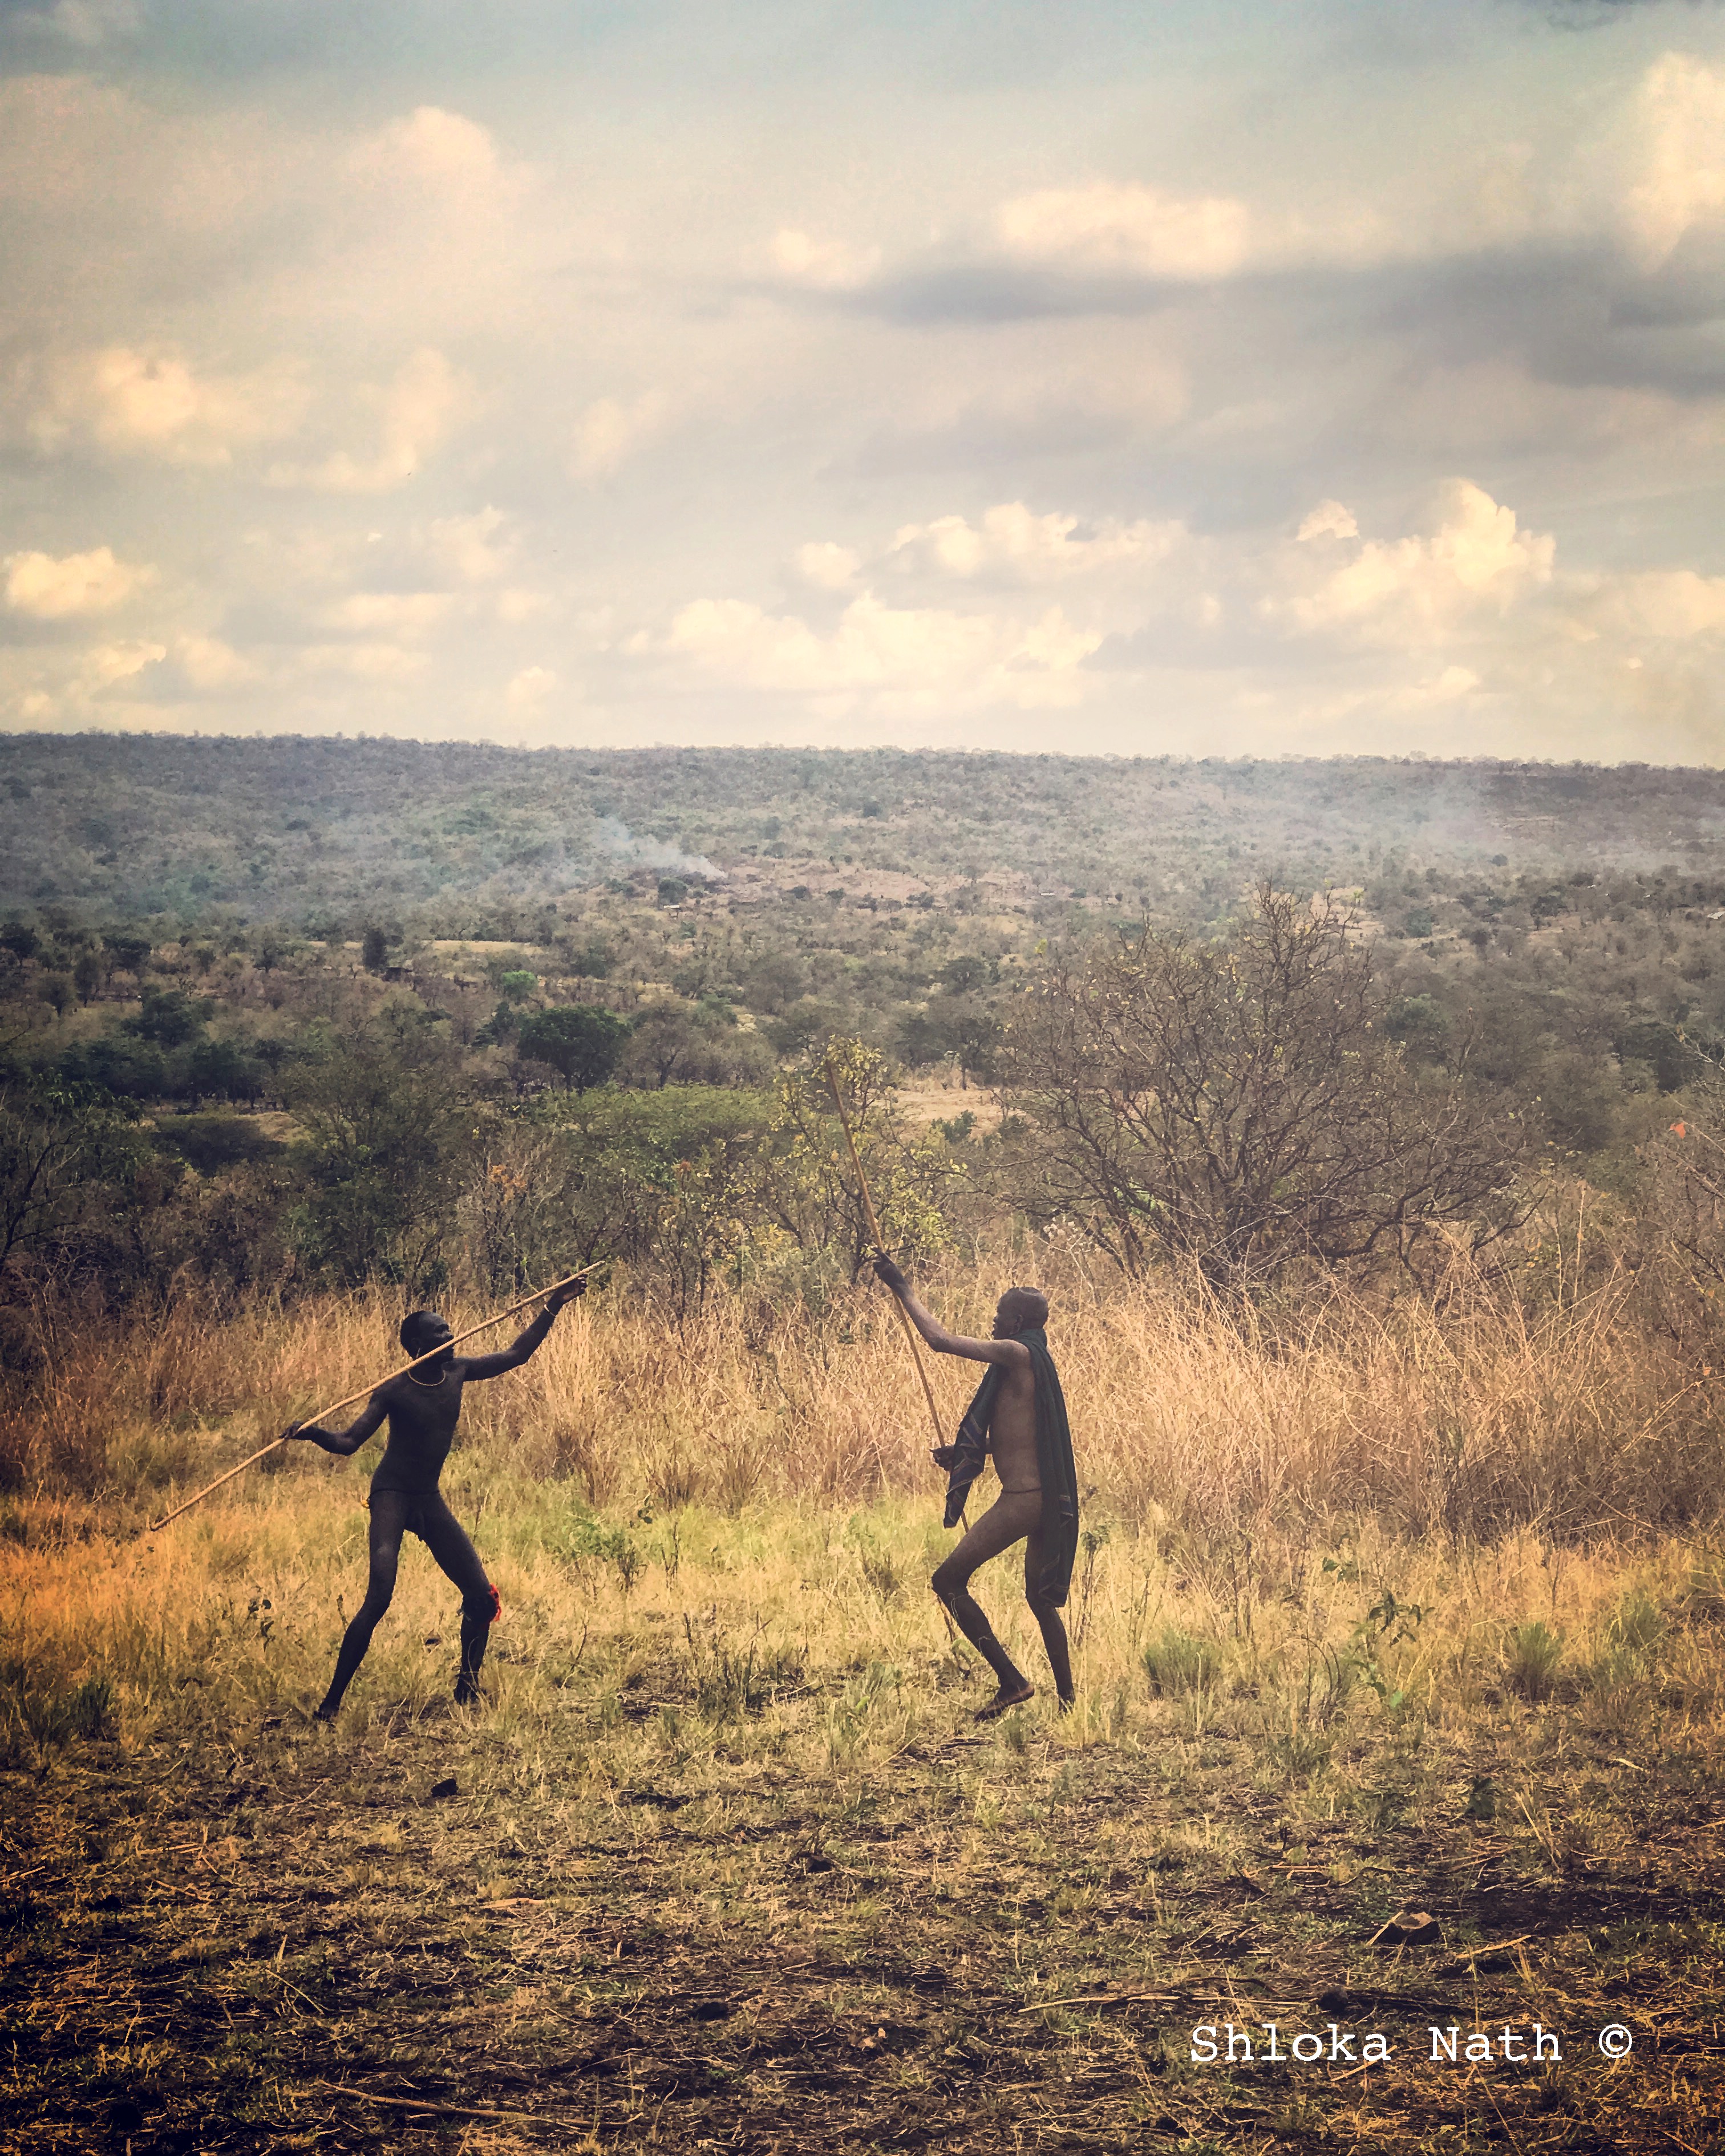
[1141,1625,1225,1697]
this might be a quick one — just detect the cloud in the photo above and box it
[361,105,505,192]
[299,642,430,682]
[3,545,153,619]
[1618,52,1725,265]
[425,506,511,583]
[1272,481,1556,643]
[6,0,140,48]
[880,501,1182,585]
[11,345,308,465]
[996,183,1254,281]
[793,542,861,590]
[668,590,1100,710]
[1581,567,1725,642]
[768,228,882,291]
[324,591,455,636]
[83,639,167,691]
[571,391,670,481]
[505,664,558,712]
[1297,500,1359,542]
[270,347,470,493]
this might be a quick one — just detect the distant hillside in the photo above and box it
[4,733,1725,931]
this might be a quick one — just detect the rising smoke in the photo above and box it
[593,815,725,881]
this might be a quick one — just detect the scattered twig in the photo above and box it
[307,2081,572,2127]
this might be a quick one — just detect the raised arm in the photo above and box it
[872,1257,1030,1367]
[288,1392,388,1457]
[463,1277,586,1380]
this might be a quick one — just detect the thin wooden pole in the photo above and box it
[823,1062,947,1447]
[821,1060,971,1579]
[145,1266,597,1534]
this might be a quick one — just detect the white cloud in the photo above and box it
[669,591,1099,710]
[768,228,882,291]
[881,501,1182,585]
[300,642,430,682]
[997,182,1253,281]
[4,545,152,618]
[363,105,504,191]
[271,348,469,493]
[169,634,258,692]
[325,591,455,636]
[1297,500,1359,542]
[571,392,670,482]
[986,54,1725,291]
[506,664,558,711]
[792,541,861,590]
[1581,568,1725,643]
[1618,52,1725,266]
[1273,481,1555,643]
[496,586,555,623]
[14,345,308,465]
[84,638,166,690]
[425,506,509,583]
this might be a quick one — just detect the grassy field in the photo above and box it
[3,1272,1724,2151]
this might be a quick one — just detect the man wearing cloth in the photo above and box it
[873,1259,1079,1717]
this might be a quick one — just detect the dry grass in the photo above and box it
[3,1262,1724,2150]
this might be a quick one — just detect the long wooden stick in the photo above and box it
[823,1062,966,1649]
[145,1266,596,1534]
[823,1062,947,1447]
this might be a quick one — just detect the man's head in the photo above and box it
[400,1308,454,1361]
[993,1286,1050,1339]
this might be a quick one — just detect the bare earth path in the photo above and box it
[5,1685,1723,2154]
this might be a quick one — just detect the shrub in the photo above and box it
[1141,1625,1225,1697]
[1505,1620,1565,1703]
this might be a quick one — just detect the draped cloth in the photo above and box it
[936,1329,1080,1606]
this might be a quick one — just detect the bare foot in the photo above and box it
[975,1681,1035,1721]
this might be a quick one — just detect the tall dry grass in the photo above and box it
[3,1251,1720,1764]
[3,1253,1720,1541]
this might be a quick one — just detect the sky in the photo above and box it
[3,0,1725,764]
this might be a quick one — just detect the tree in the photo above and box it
[0,1072,149,1292]
[616,999,774,1089]
[516,1004,628,1091]
[127,987,210,1048]
[1002,885,1529,1287]
[897,996,1001,1086]
[361,925,390,972]
[104,930,151,979]
[284,1010,471,1292]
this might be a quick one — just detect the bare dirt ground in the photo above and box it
[5,1657,1723,2155]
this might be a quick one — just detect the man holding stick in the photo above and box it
[872,1259,1079,1718]
[286,1279,586,1720]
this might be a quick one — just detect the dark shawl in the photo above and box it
[934,1328,1080,1606]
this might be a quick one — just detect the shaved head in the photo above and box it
[995,1287,1050,1335]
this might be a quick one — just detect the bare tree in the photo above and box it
[1001,885,1530,1288]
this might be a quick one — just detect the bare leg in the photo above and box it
[416,1496,497,1706]
[317,1492,407,1719]
[1025,1525,1075,1708]
[932,1492,1043,1717]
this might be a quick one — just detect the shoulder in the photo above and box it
[997,1338,1034,1368]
